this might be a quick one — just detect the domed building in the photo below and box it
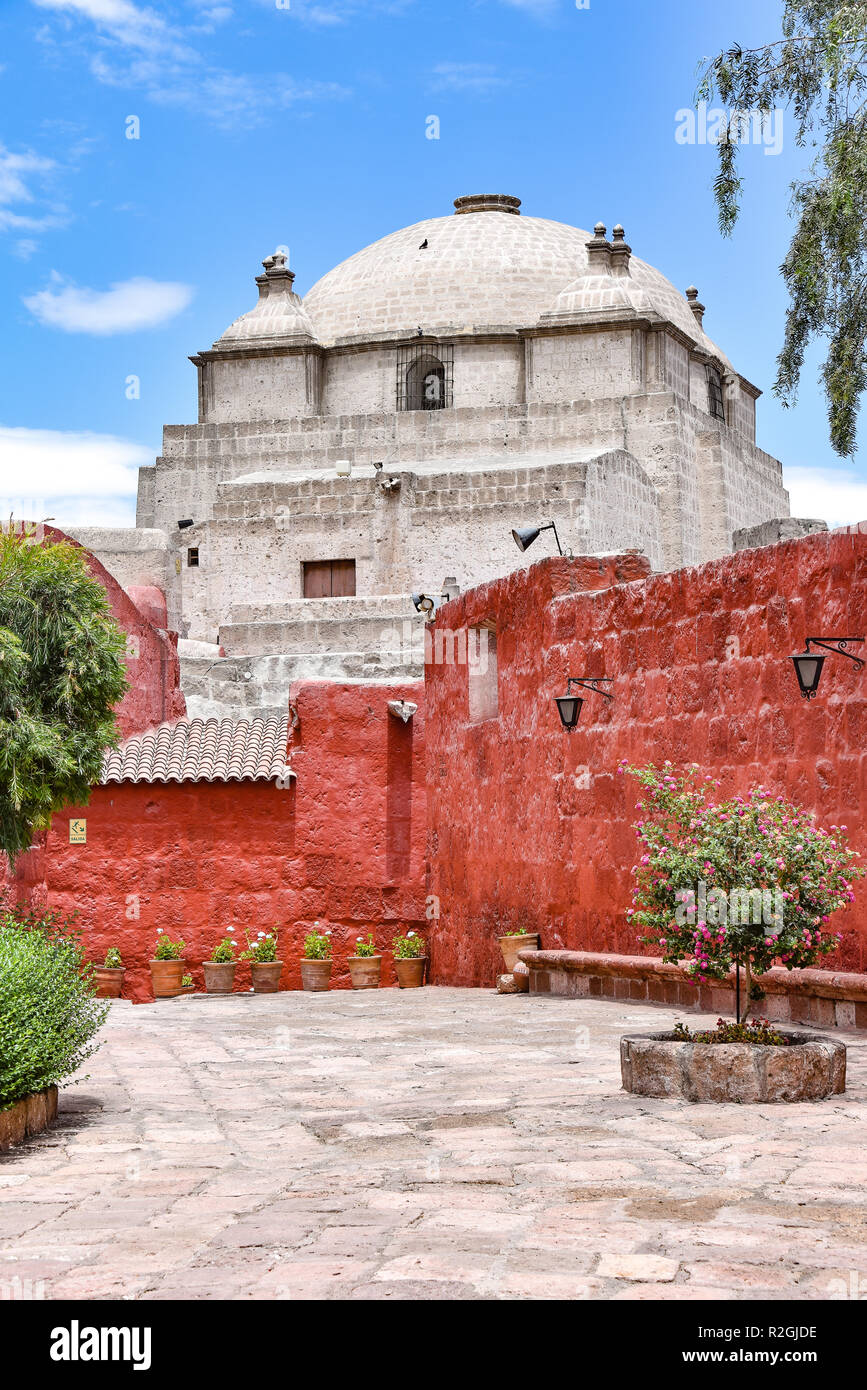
[77,194,791,714]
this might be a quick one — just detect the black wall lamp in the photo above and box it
[790,636,865,700]
[554,677,613,730]
[512,521,564,556]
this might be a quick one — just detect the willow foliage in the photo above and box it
[698,1,867,454]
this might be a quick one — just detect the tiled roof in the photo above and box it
[101,714,294,786]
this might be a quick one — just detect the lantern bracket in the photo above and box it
[565,677,613,701]
[804,636,865,671]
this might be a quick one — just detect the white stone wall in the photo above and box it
[203,353,311,423]
[529,329,637,402]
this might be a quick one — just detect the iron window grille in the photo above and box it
[397,342,454,411]
[707,365,726,422]
[187,547,199,567]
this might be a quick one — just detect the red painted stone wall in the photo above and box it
[41,681,426,1002]
[425,532,867,987]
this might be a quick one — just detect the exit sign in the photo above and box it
[69,820,87,845]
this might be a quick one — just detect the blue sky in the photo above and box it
[1,0,865,528]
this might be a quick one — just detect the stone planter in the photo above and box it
[348,956,382,990]
[395,957,426,989]
[0,1086,58,1152]
[149,959,184,999]
[203,961,237,994]
[301,959,332,992]
[251,961,283,993]
[93,966,125,999]
[498,934,539,973]
[620,1029,847,1104]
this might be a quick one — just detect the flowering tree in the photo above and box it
[620,762,862,1019]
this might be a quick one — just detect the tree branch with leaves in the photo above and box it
[0,525,128,869]
[698,1,867,455]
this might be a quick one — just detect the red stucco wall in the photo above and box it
[42,681,427,1001]
[425,531,867,986]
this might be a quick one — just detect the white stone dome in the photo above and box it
[301,195,724,355]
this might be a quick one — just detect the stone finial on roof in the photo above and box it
[585,222,612,273]
[685,285,705,329]
[610,224,631,277]
[256,251,296,301]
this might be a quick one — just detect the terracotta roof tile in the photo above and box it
[101,714,294,786]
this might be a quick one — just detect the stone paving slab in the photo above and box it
[1,989,866,1301]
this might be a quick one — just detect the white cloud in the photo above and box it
[30,0,351,126]
[431,62,509,95]
[784,465,867,529]
[24,273,194,334]
[0,145,65,234]
[0,425,147,527]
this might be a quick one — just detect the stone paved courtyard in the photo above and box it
[3,988,867,1301]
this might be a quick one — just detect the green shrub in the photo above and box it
[153,932,185,960]
[393,931,425,959]
[241,929,280,963]
[352,933,378,958]
[0,912,108,1110]
[302,925,331,960]
[210,935,237,963]
[103,947,122,969]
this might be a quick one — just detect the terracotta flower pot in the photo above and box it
[149,959,184,999]
[251,961,283,993]
[348,956,382,990]
[498,933,539,973]
[203,961,237,994]
[394,957,426,989]
[94,966,125,999]
[301,959,332,992]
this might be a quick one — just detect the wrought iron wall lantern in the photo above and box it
[554,677,613,730]
[790,636,865,700]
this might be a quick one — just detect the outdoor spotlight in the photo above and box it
[411,592,438,617]
[554,677,613,730]
[790,636,865,700]
[177,519,194,530]
[511,521,564,555]
[335,459,352,477]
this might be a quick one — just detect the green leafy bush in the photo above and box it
[242,929,280,963]
[393,931,425,960]
[673,1018,789,1047]
[0,908,108,1110]
[0,525,129,868]
[352,933,378,958]
[302,925,331,960]
[210,934,237,963]
[153,932,185,961]
[103,947,122,969]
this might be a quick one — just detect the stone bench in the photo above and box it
[517,950,867,1031]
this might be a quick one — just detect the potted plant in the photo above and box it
[241,930,283,993]
[498,928,540,973]
[301,923,333,992]
[618,761,863,1101]
[94,947,125,999]
[204,928,238,994]
[392,931,426,988]
[347,933,381,990]
[149,932,186,999]
[178,972,195,995]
